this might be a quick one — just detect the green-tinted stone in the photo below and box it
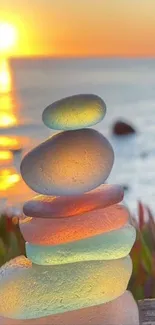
[0,256,132,319]
[0,291,140,325]
[42,94,106,130]
[26,224,136,265]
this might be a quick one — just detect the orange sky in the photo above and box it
[0,0,155,57]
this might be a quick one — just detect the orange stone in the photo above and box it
[20,204,129,245]
[23,184,124,219]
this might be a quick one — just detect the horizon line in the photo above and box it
[6,54,155,60]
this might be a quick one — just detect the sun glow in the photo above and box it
[0,23,17,53]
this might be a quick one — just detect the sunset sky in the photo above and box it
[0,0,155,57]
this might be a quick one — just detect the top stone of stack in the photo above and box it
[42,94,106,130]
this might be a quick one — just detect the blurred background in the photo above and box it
[1,0,155,213]
[1,0,155,299]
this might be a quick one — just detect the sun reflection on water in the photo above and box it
[0,58,34,209]
[0,150,13,165]
[0,60,11,93]
[0,136,22,151]
[0,58,19,128]
[0,167,20,191]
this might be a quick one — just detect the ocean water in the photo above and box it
[1,57,155,214]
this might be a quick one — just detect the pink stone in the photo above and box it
[23,184,124,219]
[20,204,129,245]
[0,291,139,325]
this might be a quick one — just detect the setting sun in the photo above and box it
[1,1,155,57]
[0,22,17,53]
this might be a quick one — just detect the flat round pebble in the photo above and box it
[0,291,139,325]
[0,256,132,319]
[23,184,123,219]
[20,129,114,196]
[42,94,106,130]
[20,204,129,245]
[26,224,136,265]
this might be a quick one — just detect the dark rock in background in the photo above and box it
[112,120,136,136]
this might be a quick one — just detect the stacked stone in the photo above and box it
[0,94,139,324]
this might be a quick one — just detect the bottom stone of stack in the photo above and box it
[0,256,132,319]
[0,290,139,325]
